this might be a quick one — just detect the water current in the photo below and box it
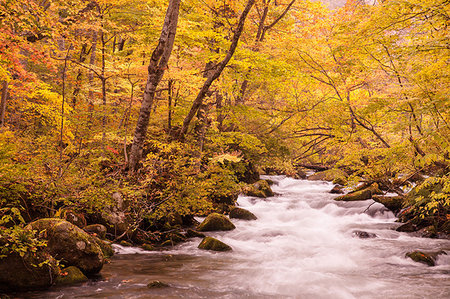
[25,176,450,298]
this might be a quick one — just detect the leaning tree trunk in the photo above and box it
[0,80,8,127]
[128,0,181,171]
[178,0,256,140]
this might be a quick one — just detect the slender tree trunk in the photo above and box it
[168,79,173,130]
[87,30,98,127]
[178,0,256,140]
[0,81,8,127]
[128,0,181,171]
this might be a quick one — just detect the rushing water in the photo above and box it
[24,176,450,298]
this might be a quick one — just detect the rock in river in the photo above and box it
[229,207,257,220]
[198,237,232,252]
[197,213,236,232]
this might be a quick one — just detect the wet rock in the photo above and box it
[55,266,88,286]
[308,169,348,183]
[335,183,382,201]
[330,185,345,194]
[0,251,59,291]
[119,240,133,247]
[83,224,107,239]
[185,229,206,238]
[352,230,377,239]
[229,207,257,220]
[141,244,155,251]
[26,218,104,274]
[243,180,274,198]
[94,237,114,258]
[197,213,236,232]
[405,250,446,266]
[372,195,404,215]
[295,169,307,179]
[396,221,417,232]
[147,280,169,288]
[198,237,232,251]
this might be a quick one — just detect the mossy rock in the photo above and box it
[141,244,155,251]
[55,266,88,286]
[94,237,114,258]
[119,240,133,247]
[197,213,236,232]
[229,207,257,220]
[396,221,417,232]
[147,280,169,288]
[185,229,206,238]
[372,195,404,214]
[308,169,348,183]
[335,183,382,201]
[198,237,232,252]
[0,251,59,291]
[26,218,104,274]
[330,185,344,194]
[243,180,274,198]
[83,224,107,239]
[406,251,436,266]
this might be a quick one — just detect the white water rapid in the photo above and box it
[26,176,450,298]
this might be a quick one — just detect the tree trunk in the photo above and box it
[178,0,256,140]
[0,80,8,127]
[128,0,181,171]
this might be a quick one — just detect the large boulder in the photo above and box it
[335,183,382,201]
[372,195,404,215]
[243,180,274,198]
[26,219,104,274]
[0,251,59,291]
[197,213,236,231]
[308,169,348,184]
[198,237,232,251]
[229,207,257,220]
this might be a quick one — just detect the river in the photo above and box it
[24,176,450,298]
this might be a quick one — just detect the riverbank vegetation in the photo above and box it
[0,0,449,291]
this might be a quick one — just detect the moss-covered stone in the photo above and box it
[308,169,348,183]
[197,213,236,232]
[406,251,436,266]
[83,224,107,239]
[329,185,344,194]
[243,180,274,198]
[335,183,382,201]
[147,280,169,288]
[0,251,59,291]
[372,195,404,214]
[185,229,206,238]
[198,237,232,251]
[229,207,257,220]
[119,240,132,247]
[55,266,88,286]
[26,218,104,274]
[94,237,114,258]
[396,221,417,232]
[141,244,155,251]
